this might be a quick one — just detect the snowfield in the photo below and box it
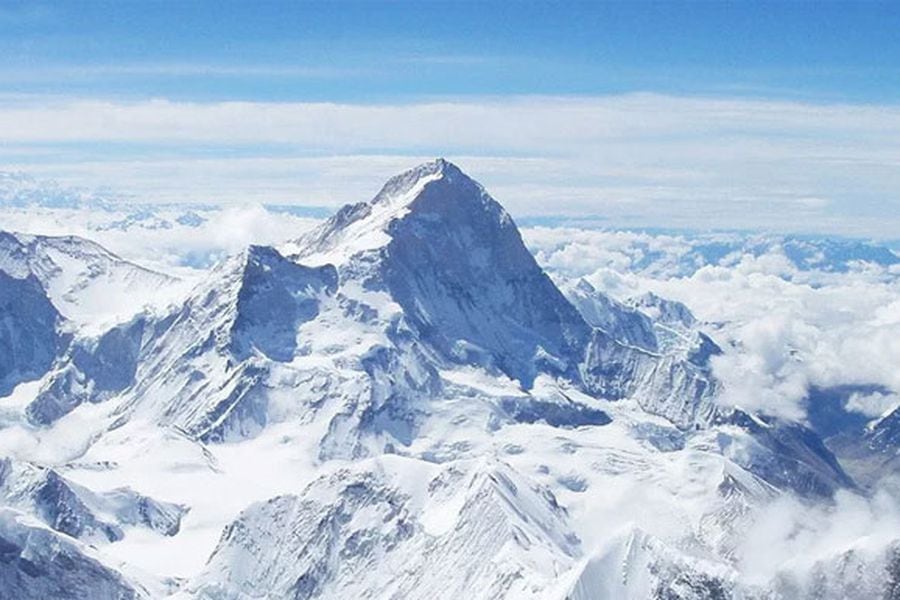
[1,161,899,599]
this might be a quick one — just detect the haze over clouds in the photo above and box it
[3,94,900,237]
[0,201,320,275]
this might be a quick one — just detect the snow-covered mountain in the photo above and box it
[189,457,581,600]
[805,386,900,488]
[0,458,186,544]
[0,160,897,599]
[0,172,117,210]
[0,231,183,421]
[0,231,178,328]
[0,269,63,398]
[286,159,590,387]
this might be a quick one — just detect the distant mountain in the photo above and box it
[805,386,900,487]
[0,231,176,327]
[0,172,117,210]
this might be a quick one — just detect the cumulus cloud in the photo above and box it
[709,315,815,421]
[737,479,900,586]
[846,391,900,419]
[526,226,900,421]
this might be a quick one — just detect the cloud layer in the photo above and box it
[0,204,319,276]
[526,227,900,421]
[2,94,899,236]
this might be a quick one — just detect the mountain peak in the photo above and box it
[284,159,587,387]
[286,159,496,266]
[370,158,466,207]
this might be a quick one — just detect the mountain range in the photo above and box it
[0,160,898,599]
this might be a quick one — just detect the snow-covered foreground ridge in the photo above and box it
[1,159,898,599]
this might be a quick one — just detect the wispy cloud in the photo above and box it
[2,93,897,145]
[0,63,373,82]
[1,94,899,236]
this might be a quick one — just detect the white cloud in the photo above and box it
[846,391,900,419]
[1,94,899,235]
[0,204,320,274]
[737,479,900,586]
[2,94,899,148]
[526,227,900,421]
[653,267,900,420]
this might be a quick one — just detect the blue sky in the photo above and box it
[1,1,899,237]
[3,1,899,102]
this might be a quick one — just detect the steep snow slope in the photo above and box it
[0,508,152,599]
[288,159,591,389]
[0,270,63,397]
[0,230,185,414]
[566,278,720,429]
[564,527,744,599]
[28,245,339,436]
[0,458,187,544]
[0,231,177,329]
[189,458,579,600]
